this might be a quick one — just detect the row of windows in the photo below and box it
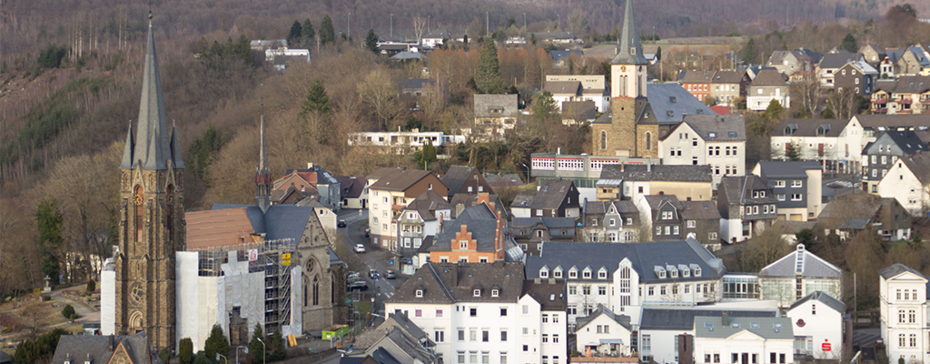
[591,217,633,227]
[898,333,918,348]
[540,268,607,280]
[896,289,920,300]
[589,231,636,242]
[568,285,607,296]
[708,146,738,156]
[456,352,510,364]
[741,205,776,215]
[702,352,787,364]
[712,165,738,176]
[870,154,898,164]
[774,192,803,201]
[898,309,917,323]
[656,225,680,236]
[773,180,803,188]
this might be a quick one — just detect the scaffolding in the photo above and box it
[189,235,297,334]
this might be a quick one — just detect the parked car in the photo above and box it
[348,281,368,291]
[347,272,361,282]
[337,220,347,228]
[369,268,380,279]
[385,269,396,279]
[355,244,366,253]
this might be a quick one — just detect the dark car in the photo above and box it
[348,281,368,291]
[337,220,347,228]
[384,269,396,279]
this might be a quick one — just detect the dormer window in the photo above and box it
[682,267,691,277]
[598,269,608,279]
[655,266,666,279]
[459,240,468,249]
[416,289,424,297]
[583,269,592,279]
[474,289,481,297]
[569,269,578,279]
[694,267,702,277]
[540,269,549,279]
[492,289,499,297]
[670,268,678,278]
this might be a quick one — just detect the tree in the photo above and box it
[785,142,801,161]
[795,229,816,247]
[203,325,230,363]
[841,33,859,53]
[319,15,336,45]
[826,87,863,120]
[86,279,96,292]
[533,91,557,122]
[703,95,716,106]
[178,338,194,364]
[287,21,302,48]
[269,328,286,361]
[36,196,63,284]
[187,126,225,188]
[741,38,757,64]
[414,140,438,169]
[789,71,823,117]
[846,230,886,308]
[763,99,783,121]
[12,328,64,364]
[358,68,399,130]
[301,19,315,48]
[365,29,379,54]
[300,80,332,116]
[248,324,267,363]
[476,38,506,94]
[740,226,790,272]
[61,304,76,320]
[567,9,589,35]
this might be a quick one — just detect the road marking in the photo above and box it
[386,292,393,298]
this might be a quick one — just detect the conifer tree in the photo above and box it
[365,29,379,54]
[320,15,336,45]
[301,80,332,116]
[302,19,315,48]
[476,38,506,94]
[287,21,303,48]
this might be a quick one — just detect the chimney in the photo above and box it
[549,278,555,284]
[307,162,314,169]
[534,278,541,284]
[557,147,562,155]
[495,211,503,251]
[647,160,652,172]
[721,311,729,326]
[621,163,624,172]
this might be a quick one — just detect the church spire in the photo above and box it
[611,0,647,65]
[256,104,271,212]
[127,12,174,170]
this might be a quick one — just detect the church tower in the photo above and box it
[255,104,272,212]
[115,13,185,352]
[610,0,648,99]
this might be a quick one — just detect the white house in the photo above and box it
[385,262,567,364]
[659,114,747,189]
[758,244,843,308]
[692,315,796,364]
[544,75,611,112]
[879,264,929,364]
[349,130,465,155]
[785,291,846,360]
[574,305,634,357]
[638,308,778,364]
[878,152,930,216]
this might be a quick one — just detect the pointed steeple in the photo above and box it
[256,104,271,212]
[169,121,185,169]
[132,13,172,170]
[120,122,134,169]
[611,0,647,65]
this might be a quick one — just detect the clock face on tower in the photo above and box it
[621,66,627,72]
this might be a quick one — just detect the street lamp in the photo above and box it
[390,14,394,38]
[216,354,227,364]
[256,337,266,364]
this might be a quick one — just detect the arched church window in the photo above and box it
[312,276,320,306]
[645,132,652,150]
[600,131,607,150]
[135,186,143,242]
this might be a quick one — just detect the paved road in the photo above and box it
[335,209,407,316]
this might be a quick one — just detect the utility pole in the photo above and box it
[348,13,351,40]
[486,12,489,36]
[523,13,526,30]
[428,15,431,34]
[391,14,394,38]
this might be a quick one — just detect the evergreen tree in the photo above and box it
[248,324,267,363]
[178,338,194,364]
[320,15,336,45]
[764,99,783,121]
[86,279,96,292]
[36,196,63,284]
[533,91,557,121]
[203,325,230,363]
[741,38,756,64]
[414,140,438,169]
[61,304,75,320]
[842,33,859,53]
[302,18,315,48]
[365,29,379,54]
[287,21,303,48]
[269,328,286,361]
[476,38,506,94]
[786,142,801,161]
[300,80,332,116]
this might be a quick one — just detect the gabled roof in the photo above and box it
[544,81,582,95]
[525,239,725,284]
[643,194,681,212]
[449,193,508,220]
[844,60,878,75]
[645,83,717,124]
[285,164,339,185]
[601,164,713,183]
[186,207,257,249]
[817,193,898,227]
[51,332,161,364]
[788,291,846,313]
[719,175,778,207]
[755,161,822,178]
[430,203,501,253]
[441,165,478,195]
[866,131,929,156]
[873,75,930,94]
[474,94,519,118]
[879,263,925,280]
[759,244,842,279]
[401,189,451,221]
[676,114,746,142]
[680,70,715,83]
[900,152,930,185]
[335,176,368,199]
[640,308,775,330]
[711,70,748,84]
[401,78,437,91]
[522,279,566,311]
[576,305,632,331]
[679,200,721,221]
[819,51,861,69]
[750,69,788,87]
[389,262,524,304]
[853,114,930,129]
[693,316,794,340]
[530,179,576,209]
[369,169,437,192]
[550,49,584,61]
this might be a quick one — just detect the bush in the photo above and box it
[158,348,171,363]
[179,338,194,364]
[42,295,51,301]
[61,304,75,320]
[86,280,96,292]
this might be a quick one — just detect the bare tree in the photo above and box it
[790,71,824,117]
[358,68,400,131]
[827,87,862,120]
[413,15,427,43]
[567,9,589,36]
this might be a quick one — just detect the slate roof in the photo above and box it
[901,152,930,185]
[561,101,597,121]
[530,179,576,209]
[750,69,788,87]
[369,169,437,192]
[430,203,501,253]
[51,332,161,364]
[879,263,924,280]
[755,161,823,179]
[441,165,477,195]
[788,291,846,313]
[600,164,713,182]
[866,131,929,155]
[583,200,640,227]
[645,83,717,124]
[449,193,509,220]
[676,114,746,142]
[711,70,747,84]
[873,75,930,94]
[354,312,432,350]
[576,305,632,331]
[510,192,534,209]
[208,204,316,242]
[544,81,582,95]
[485,173,524,187]
[767,49,822,67]
[679,200,721,221]
[389,262,525,304]
[416,236,435,254]
[474,94,519,118]
[550,50,584,62]
[401,189,451,221]
[680,70,716,83]
[819,51,861,69]
[512,217,577,240]
[817,193,897,227]
[719,175,778,206]
[525,239,725,284]
[693,316,794,340]
[854,115,930,130]
[335,176,368,199]
[401,78,437,92]
[639,308,775,330]
[522,279,567,311]
[770,220,817,235]
[285,164,340,185]
[759,244,842,279]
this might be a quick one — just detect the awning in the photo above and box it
[600,339,624,345]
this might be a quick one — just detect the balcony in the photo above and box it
[873,108,888,114]
[897,99,913,104]
[871,98,888,104]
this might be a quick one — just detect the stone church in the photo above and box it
[591,0,663,158]
[101,15,345,353]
